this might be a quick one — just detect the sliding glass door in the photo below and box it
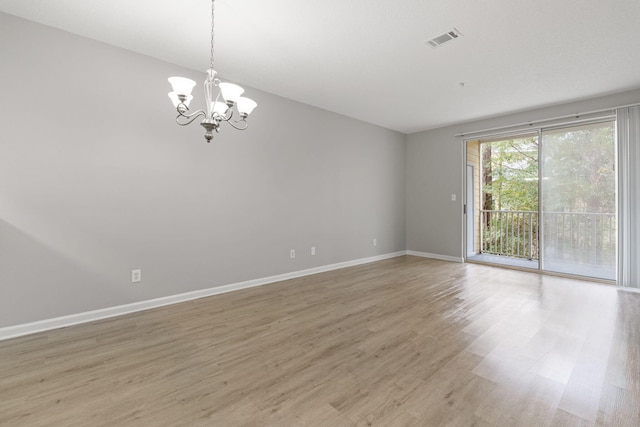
[466,119,617,281]
[540,121,616,280]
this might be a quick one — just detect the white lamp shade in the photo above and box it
[210,101,229,116]
[168,77,197,97]
[219,82,244,103]
[168,92,193,108]
[236,97,257,115]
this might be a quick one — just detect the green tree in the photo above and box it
[542,125,615,214]
[481,136,538,211]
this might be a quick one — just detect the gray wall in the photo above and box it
[406,88,640,259]
[0,13,406,328]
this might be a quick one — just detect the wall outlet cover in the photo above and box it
[131,269,142,283]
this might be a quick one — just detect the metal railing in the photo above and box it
[480,210,616,265]
[481,210,538,260]
[543,211,616,267]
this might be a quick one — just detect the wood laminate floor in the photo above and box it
[0,256,639,426]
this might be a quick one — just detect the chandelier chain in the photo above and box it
[210,0,215,70]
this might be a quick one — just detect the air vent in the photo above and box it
[426,28,463,48]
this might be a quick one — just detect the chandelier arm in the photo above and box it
[219,108,233,122]
[176,110,207,126]
[226,119,249,131]
[177,105,206,119]
[219,108,249,130]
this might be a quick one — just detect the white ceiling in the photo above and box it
[2,0,640,134]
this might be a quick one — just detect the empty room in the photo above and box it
[1,0,639,425]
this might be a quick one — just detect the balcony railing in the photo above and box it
[480,210,616,266]
[543,211,616,267]
[481,210,538,260]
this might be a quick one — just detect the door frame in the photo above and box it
[466,164,476,257]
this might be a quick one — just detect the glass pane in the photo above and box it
[541,121,616,280]
[469,134,540,270]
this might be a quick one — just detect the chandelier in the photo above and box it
[167,0,257,142]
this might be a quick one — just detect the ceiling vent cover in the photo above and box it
[426,28,463,48]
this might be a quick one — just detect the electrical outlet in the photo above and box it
[451,194,457,201]
[373,238,377,246]
[311,246,316,255]
[290,249,296,259]
[131,269,141,283]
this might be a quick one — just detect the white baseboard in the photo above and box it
[618,286,640,294]
[0,251,406,342]
[406,250,464,263]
